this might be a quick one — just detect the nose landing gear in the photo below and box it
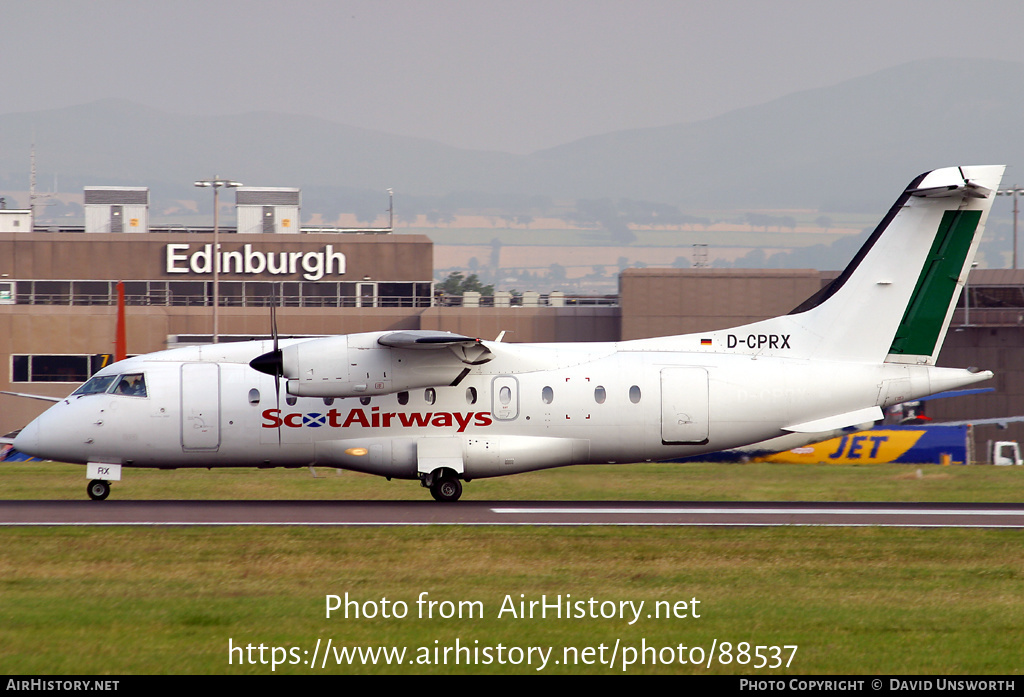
[87,479,110,501]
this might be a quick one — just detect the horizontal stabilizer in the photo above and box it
[916,387,994,402]
[908,182,993,199]
[783,406,883,433]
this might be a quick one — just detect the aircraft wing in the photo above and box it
[937,415,1024,427]
[378,330,493,366]
[377,330,480,348]
[0,391,62,403]
[256,329,499,398]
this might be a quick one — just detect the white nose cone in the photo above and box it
[12,418,41,457]
[12,407,87,463]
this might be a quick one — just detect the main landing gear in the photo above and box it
[423,468,463,502]
[87,479,111,501]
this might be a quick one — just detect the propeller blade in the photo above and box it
[272,287,281,445]
[271,296,279,353]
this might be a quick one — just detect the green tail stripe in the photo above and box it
[888,209,981,357]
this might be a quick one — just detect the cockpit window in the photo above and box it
[73,374,119,396]
[73,372,147,398]
[115,373,147,397]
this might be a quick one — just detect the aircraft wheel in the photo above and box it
[430,475,462,502]
[87,479,111,501]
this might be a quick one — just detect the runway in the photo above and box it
[1,500,1023,527]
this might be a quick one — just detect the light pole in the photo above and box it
[194,177,243,343]
[997,186,1024,270]
[387,188,394,231]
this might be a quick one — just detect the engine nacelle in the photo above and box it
[281,333,465,398]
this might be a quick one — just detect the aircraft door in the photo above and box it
[491,376,519,421]
[181,363,221,451]
[660,367,709,444]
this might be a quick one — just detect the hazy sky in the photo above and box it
[5,0,1024,154]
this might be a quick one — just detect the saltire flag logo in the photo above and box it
[303,413,327,427]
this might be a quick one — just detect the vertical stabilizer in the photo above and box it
[699,165,1004,364]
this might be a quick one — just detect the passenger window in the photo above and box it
[466,387,478,405]
[359,396,371,406]
[629,385,642,404]
[542,386,554,404]
[323,397,334,406]
[499,385,512,405]
[398,391,409,405]
[594,386,606,404]
[286,396,298,406]
[424,388,436,405]
[248,388,261,405]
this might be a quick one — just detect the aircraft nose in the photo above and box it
[12,407,82,463]
[12,418,40,456]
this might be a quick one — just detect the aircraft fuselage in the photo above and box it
[15,338,974,481]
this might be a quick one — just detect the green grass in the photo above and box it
[1,461,1022,675]
[1,527,1021,675]
[3,460,1023,502]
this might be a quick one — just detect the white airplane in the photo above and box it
[11,165,1004,501]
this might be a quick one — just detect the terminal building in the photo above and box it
[2,185,1023,457]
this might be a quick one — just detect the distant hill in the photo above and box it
[526,57,1024,210]
[0,99,522,201]
[2,57,1023,213]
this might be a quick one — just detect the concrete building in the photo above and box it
[83,187,149,234]
[0,209,32,234]
[235,187,300,234]
[0,230,438,433]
